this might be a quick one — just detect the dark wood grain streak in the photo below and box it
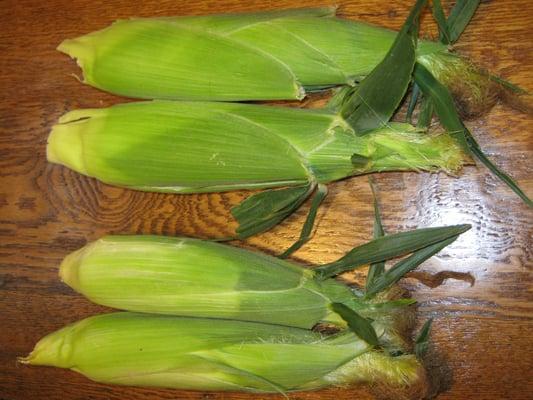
[1,0,532,399]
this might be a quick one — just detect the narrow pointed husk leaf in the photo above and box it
[414,63,532,207]
[315,224,471,279]
[432,0,451,44]
[406,83,421,124]
[447,0,481,44]
[365,235,460,297]
[231,184,313,239]
[330,303,379,346]
[278,184,328,258]
[366,178,386,289]
[415,318,433,358]
[416,96,435,129]
[340,0,425,132]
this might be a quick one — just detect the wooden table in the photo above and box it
[1,1,531,399]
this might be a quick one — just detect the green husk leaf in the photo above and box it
[326,86,353,112]
[279,184,328,258]
[416,96,434,129]
[432,0,451,44]
[366,179,385,289]
[447,0,481,43]
[413,64,467,148]
[468,143,533,207]
[315,224,471,279]
[365,236,459,297]
[414,63,533,207]
[415,318,433,358]
[405,83,421,124]
[232,184,314,239]
[196,358,289,397]
[489,74,529,95]
[330,303,379,346]
[353,299,417,313]
[340,0,427,132]
[370,180,385,238]
[350,153,371,168]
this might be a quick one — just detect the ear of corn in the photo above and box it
[58,225,469,330]
[58,235,354,329]
[58,8,453,102]
[47,100,466,194]
[21,312,426,394]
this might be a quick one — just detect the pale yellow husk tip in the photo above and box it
[18,325,73,368]
[57,37,93,84]
[47,123,87,175]
[58,246,85,290]
[47,108,103,176]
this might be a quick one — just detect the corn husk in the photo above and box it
[58,7,448,102]
[21,312,427,395]
[47,100,465,194]
[59,235,354,328]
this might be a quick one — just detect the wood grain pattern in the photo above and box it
[0,0,532,399]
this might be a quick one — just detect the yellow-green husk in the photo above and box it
[47,100,465,194]
[58,7,455,103]
[21,312,427,394]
